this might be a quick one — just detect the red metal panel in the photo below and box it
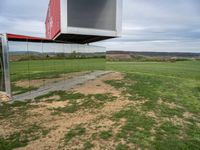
[7,33,53,42]
[45,0,61,39]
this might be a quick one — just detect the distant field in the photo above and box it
[106,60,200,149]
[10,58,106,82]
[107,60,200,80]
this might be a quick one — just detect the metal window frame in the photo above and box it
[0,34,11,96]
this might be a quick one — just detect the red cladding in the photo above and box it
[7,33,53,42]
[46,0,61,39]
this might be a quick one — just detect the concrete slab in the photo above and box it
[13,71,112,101]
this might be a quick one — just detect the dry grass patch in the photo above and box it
[157,99,179,109]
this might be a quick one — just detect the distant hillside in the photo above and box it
[107,51,200,62]
[107,51,200,58]
[9,51,105,56]
[9,51,41,56]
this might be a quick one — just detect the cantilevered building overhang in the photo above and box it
[46,0,122,44]
[0,0,122,100]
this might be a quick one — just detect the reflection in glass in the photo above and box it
[9,41,30,95]
[9,40,106,97]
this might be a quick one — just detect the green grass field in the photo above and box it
[1,59,200,149]
[10,58,106,82]
[107,61,200,81]
[106,60,200,149]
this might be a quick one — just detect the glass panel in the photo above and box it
[43,43,57,86]
[54,44,65,81]
[0,37,6,92]
[9,41,30,96]
[68,0,116,30]
[8,40,106,98]
[27,42,44,91]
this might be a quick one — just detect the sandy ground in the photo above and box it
[0,92,10,102]
[18,72,130,150]
[71,72,123,96]
[0,72,135,150]
[0,72,190,150]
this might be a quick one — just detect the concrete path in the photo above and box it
[13,71,112,101]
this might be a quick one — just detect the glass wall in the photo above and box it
[8,40,106,96]
[0,36,6,92]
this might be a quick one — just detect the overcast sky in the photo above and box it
[0,0,200,52]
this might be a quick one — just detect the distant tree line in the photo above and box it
[10,51,105,61]
[106,54,199,62]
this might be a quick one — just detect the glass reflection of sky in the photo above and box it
[8,41,106,53]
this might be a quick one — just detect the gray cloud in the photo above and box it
[0,0,48,20]
[0,0,48,36]
[0,0,200,52]
[96,0,200,52]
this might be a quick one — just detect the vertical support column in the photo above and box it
[1,34,11,96]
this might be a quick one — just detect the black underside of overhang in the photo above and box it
[55,34,115,44]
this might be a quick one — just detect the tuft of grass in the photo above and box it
[105,80,124,90]
[99,130,113,140]
[83,141,94,150]
[54,103,79,114]
[115,144,129,150]
[153,123,200,150]
[52,93,117,114]
[0,124,49,150]
[0,133,28,150]
[113,108,155,149]
[0,101,34,119]
[64,126,86,143]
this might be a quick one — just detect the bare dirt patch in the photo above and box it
[39,101,68,109]
[146,111,158,119]
[164,116,186,127]
[0,121,18,137]
[0,92,10,102]
[18,96,131,150]
[183,112,194,119]
[56,94,133,149]
[157,99,179,109]
[71,72,124,96]
[10,72,133,150]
